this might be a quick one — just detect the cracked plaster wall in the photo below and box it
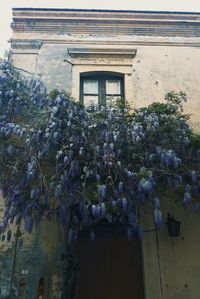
[0,192,65,299]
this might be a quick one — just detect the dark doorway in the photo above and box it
[74,225,144,299]
[37,277,45,298]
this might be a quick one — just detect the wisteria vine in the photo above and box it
[0,57,200,244]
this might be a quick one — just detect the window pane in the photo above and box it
[83,80,98,94]
[84,95,98,106]
[106,80,121,95]
[106,96,121,106]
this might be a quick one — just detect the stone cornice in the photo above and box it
[12,8,200,38]
[11,40,42,54]
[10,38,200,49]
[11,40,42,50]
[12,8,200,21]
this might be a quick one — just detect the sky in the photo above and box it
[1,0,200,57]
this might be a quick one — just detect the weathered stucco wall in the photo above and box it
[0,194,65,299]
[133,46,200,130]
[35,44,72,92]
[12,44,72,92]
[142,191,200,299]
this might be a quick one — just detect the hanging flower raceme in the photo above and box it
[154,209,163,229]
[183,192,192,206]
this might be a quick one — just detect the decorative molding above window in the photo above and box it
[68,48,137,66]
[68,48,137,57]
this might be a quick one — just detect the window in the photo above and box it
[80,73,124,106]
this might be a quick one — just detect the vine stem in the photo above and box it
[8,223,21,297]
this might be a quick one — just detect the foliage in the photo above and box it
[0,57,200,244]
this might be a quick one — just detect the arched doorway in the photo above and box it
[74,223,144,299]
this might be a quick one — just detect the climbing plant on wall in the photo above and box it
[0,56,200,244]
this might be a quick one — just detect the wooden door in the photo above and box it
[74,236,144,299]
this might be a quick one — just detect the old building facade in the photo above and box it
[1,8,200,299]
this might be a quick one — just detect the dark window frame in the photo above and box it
[80,73,124,105]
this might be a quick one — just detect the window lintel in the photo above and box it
[68,48,137,59]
